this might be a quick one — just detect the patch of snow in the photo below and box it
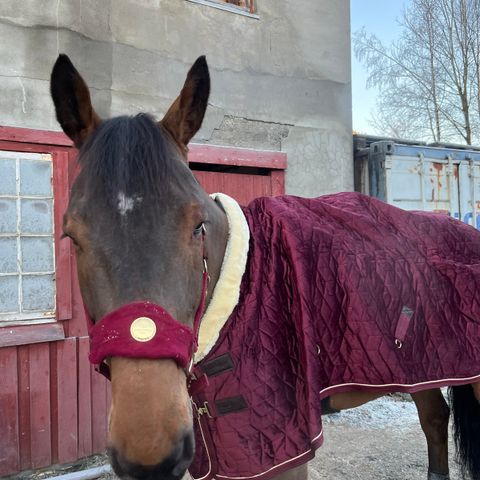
[323,396,419,431]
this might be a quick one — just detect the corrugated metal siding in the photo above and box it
[354,137,480,230]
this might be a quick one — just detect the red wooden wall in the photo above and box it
[0,127,286,477]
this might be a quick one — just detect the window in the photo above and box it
[187,0,257,17]
[0,151,56,323]
[0,127,72,347]
[217,0,254,11]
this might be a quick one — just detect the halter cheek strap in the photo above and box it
[87,225,210,379]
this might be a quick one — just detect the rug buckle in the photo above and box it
[194,400,213,419]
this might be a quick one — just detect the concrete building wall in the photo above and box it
[0,0,352,195]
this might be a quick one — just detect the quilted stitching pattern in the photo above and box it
[190,192,480,480]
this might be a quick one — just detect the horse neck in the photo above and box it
[203,197,229,307]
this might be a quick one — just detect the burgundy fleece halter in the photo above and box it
[86,225,209,379]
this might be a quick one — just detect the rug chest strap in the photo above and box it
[190,353,247,417]
[193,395,248,418]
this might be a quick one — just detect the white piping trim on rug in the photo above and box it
[195,193,250,362]
[212,430,323,480]
[319,373,480,396]
[192,416,213,480]
[190,429,323,480]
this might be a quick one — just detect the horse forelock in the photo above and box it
[77,114,192,206]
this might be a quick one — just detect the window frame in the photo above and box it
[0,150,56,323]
[186,0,258,18]
[0,126,74,347]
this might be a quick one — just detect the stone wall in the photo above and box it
[0,0,352,195]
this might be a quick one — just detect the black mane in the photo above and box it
[79,114,190,201]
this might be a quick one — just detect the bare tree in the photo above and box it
[354,0,480,144]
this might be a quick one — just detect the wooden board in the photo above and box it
[78,337,93,458]
[17,345,31,471]
[28,344,51,468]
[55,338,78,463]
[0,348,20,474]
[194,171,274,205]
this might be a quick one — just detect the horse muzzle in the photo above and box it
[108,429,195,480]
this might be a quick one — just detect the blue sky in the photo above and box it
[351,0,410,133]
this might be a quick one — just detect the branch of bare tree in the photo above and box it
[353,0,480,144]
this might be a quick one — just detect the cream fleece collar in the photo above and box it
[195,193,250,362]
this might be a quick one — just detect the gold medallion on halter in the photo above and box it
[130,317,157,342]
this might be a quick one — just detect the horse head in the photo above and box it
[50,55,228,480]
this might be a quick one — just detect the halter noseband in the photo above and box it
[87,225,209,379]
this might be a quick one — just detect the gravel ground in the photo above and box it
[14,395,462,480]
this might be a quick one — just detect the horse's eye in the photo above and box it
[193,223,204,237]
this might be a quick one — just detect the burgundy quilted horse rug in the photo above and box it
[50,53,480,480]
[188,191,480,480]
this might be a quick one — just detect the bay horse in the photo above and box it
[50,55,480,480]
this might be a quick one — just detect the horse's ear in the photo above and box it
[161,56,210,149]
[50,54,101,149]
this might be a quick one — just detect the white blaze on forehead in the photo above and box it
[117,192,142,215]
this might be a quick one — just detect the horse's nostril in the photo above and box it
[162,430,195,478]
[108,430,195,480]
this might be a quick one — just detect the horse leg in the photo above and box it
[327,391,384,410]
[473,382,480,403]
[411,389,450,480]
[270,464,308,480]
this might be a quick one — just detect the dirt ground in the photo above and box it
[310,395,460,480]
[18,395,462,480]
[101,395,460,480]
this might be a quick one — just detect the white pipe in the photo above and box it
[46,464,113,480]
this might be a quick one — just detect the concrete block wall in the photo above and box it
[0,0,353,196]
